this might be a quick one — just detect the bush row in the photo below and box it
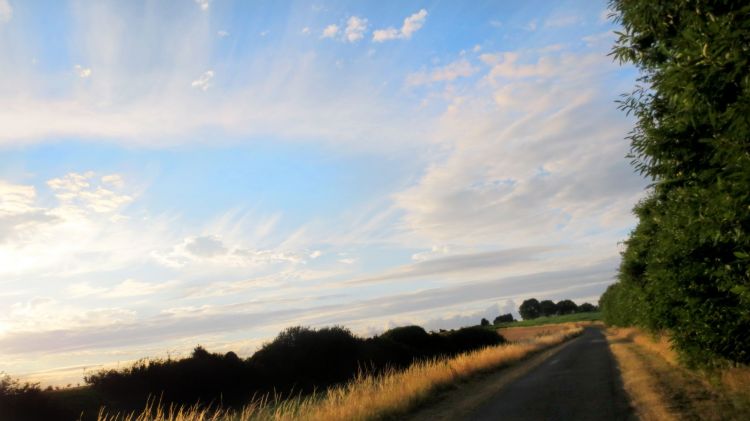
[83,324,505,412]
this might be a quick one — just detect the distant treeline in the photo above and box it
[600,1,750,367]
[517,298,598,320]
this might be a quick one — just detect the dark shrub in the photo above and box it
[249,326,361,394]
[0,374,70,421]
[493,313,514,324]
[444,327,505,354]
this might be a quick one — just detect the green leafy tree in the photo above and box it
[604,0,750,365]
[519,298,541,320]
[578,302,598,313]
[539,300,558,317]
[555,299,578,315]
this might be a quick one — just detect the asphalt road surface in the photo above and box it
[469,326,635,421]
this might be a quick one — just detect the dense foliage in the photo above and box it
[601,0,750,366]
[83,325,505,414]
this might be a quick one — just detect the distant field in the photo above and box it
[494,312,602,328]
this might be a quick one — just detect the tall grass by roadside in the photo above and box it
[97,324,584,421]
[607,327,677,365]
[606,326,750,420]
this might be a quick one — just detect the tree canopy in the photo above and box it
[601,0,750,366]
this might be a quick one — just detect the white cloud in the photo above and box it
[321,24,339,39]
[194,0,211,12]
[401,9,428,38]
[0,181,59,244]
[100,174,124,188]
[4,297,136,332]
[184,235,227,257]
[0,182,37,215]
[0,0,12,23]
[407,59,478,86]
[481,52,555,80]
[0,4,432,152]
[47,172,133,213]
[395,48,645,249]
[372,28,399,42]
[301,27,310,35]
[373,9,427,42]
[74,65,92,78]
[191,70,214,91]
[344,16,367,42]
[217,30,229,37]
[152,234,306,269]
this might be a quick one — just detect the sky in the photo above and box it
[0,0,646,386]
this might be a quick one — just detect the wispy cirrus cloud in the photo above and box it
[348,247,557,284]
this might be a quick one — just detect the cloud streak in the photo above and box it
[348,247,557,284]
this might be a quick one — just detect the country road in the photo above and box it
[469,326,635,421]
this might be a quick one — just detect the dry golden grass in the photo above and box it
[97,325,583,421]
[721,367,750,397]
[606,326,750,421]
[605,328,678,421]
[608,326,677,365]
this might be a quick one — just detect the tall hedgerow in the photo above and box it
[603,0,750,366]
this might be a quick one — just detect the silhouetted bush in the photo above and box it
[480,318,490,326]
[443,327,506,353]
[493,313,514,324]
[0,374,71,421]
[84,323,507,414]
[85,346,255,410]
[249,326,362,394]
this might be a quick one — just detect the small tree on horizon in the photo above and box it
[493,313,514,324]
[556,299,578,315]
[519,299,541,320]
[578,302,597,313]
[480,318,490,326]
[539,300,557,317]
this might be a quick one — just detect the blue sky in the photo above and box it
[0,0,645,386]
